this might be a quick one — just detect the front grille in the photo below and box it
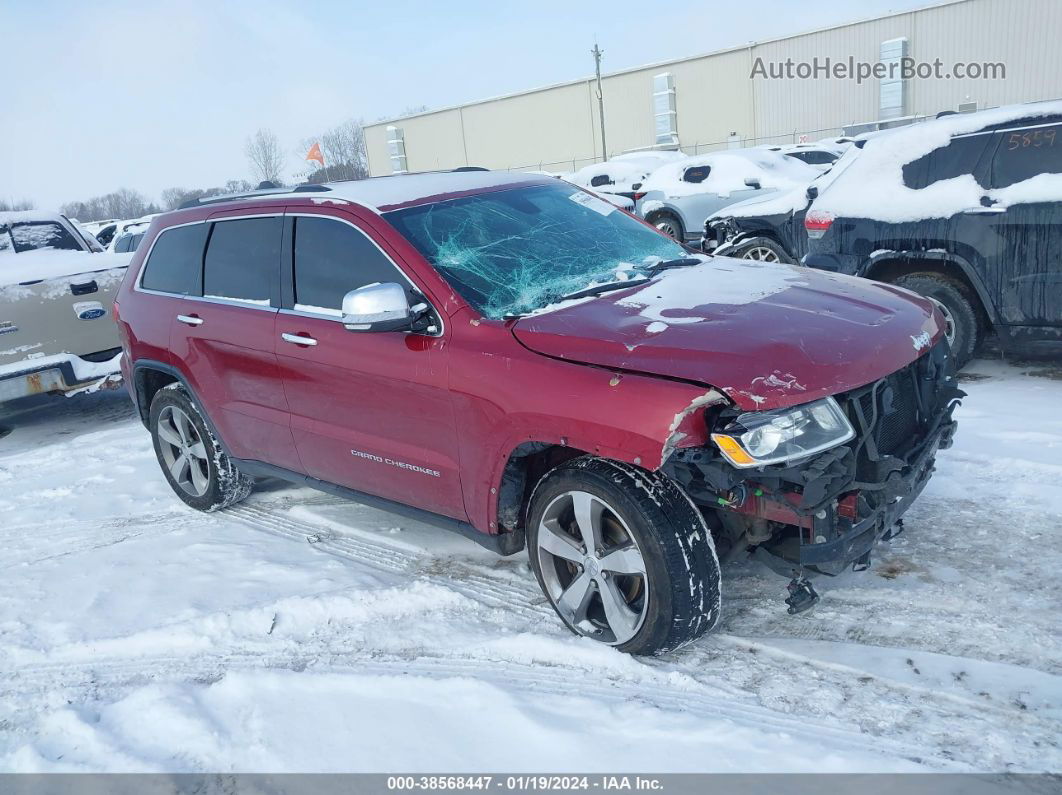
[850,358,925,459]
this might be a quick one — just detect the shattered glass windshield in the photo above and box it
[385,183,686,318]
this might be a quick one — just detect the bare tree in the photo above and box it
[60,189,151,222]
[299,118,369,184]
[0,199,34,212]
[245,129,285,185]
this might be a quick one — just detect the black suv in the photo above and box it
[802,102,1062,368]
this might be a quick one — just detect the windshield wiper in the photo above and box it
[636,257,703,275]
[556,276,650,303]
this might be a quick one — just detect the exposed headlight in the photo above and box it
[711,396,854,468]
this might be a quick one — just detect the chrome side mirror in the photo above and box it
[341,282,411,332]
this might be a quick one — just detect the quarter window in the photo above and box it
[140,223,207,295]
[293,216,405,313]
[203,217,281,304]
[987,123,1062,189]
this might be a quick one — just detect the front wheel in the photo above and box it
[728,236,794,265]
[527,457,721,655]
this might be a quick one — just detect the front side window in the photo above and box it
[293,216,405,313]
[9,221,82,253]
[385,183,685,318]
[987,122,1062,190]
[141,223,208,295]
[203,217,281,304]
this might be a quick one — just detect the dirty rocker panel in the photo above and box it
[233,458,525,557]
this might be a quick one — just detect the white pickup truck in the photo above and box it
[0,211,134,409]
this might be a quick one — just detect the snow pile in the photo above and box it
[0,361,1060,773]
[639,149,819,199]
[812,100,1062,222]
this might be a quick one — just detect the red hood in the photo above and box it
[511,257,944,411]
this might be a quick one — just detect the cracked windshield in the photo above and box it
[386,182,687,318]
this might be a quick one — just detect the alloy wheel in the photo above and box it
[156,405,210,497]
[654,220,680,239]
[741,245,780,262]
[928,296,957,348]
[535,490,649,645]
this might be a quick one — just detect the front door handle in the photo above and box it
[281,332,318,346]
[177,314,203,326]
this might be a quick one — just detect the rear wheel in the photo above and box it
[729,236,794,264]
[893,272,981,370]
[649,212,684,241]
[527,457,720,655]
[149,384,253,511]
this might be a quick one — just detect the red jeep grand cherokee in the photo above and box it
[113,171,961,655]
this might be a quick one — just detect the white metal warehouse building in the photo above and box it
[364,0,1062,177]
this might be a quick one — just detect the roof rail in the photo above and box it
[178,183,331,210]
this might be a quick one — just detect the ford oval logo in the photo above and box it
[73,300,107,321]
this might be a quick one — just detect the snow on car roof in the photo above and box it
[0,210,68,226]
[812,100,1062,222]
[640,148,819,198]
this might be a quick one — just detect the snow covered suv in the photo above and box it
[804,101,1062,368]
[114,172,961,655]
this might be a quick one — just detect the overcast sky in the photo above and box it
[3,0,936,209]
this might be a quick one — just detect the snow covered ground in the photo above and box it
[0,358,1059,773]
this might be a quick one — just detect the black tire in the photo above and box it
[648,212,685,241]
[728,236,795,265]
[527,456,721,655]
[893,272,981,370]
[149,383,253,511]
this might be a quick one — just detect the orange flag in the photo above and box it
[305,142,325,167]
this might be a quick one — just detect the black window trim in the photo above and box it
[136,214,283,313]
[200,214,284,310]
[279,212,443,338]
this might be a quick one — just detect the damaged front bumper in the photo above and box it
[664,343,963,577]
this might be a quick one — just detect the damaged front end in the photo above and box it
[663,341,963,578]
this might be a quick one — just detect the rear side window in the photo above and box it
[589,174,613,188]
[788,150,837,165]
[987,123,1062,189]
[10,222,81,253]
[203,217,281,304]
[682,165,710,184]
[141,223,207,295]
[114,235,133,253]
[293,216,405,312]
[902,133,993,190]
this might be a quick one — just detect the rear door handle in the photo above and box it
[177,314,203,326]
[281,332,318,346]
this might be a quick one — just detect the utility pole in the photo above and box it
[592,42,607,161]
